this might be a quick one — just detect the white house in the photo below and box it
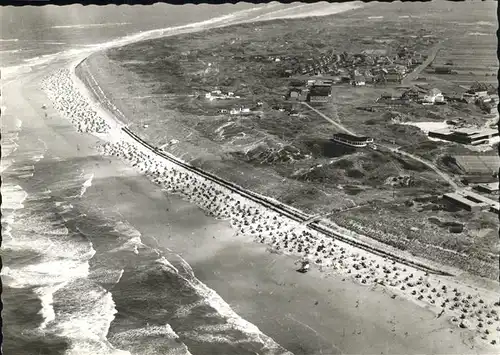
[352,75,366,86]
[423,88,444,104]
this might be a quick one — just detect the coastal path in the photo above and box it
[302,100,459,190]
[301,102,355,135]
[377,143,459,190]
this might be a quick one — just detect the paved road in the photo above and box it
[401,40,445,86]
[301,102,355,135]
[302,101,459,190]
[378,143,459,189]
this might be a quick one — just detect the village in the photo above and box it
[199,46,499,221]
[108,7,499,284]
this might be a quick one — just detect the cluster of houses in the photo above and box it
[287,78,333,103]
[205,89,241,101]
[375,82,498,111]
[216,101,264,116]
[461,85,498,114]
[376,87,446,106]
[273,47,422,81]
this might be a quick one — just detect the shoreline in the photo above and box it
[53,9,496,354]
[51,9,499,351]
[5,4,499,354]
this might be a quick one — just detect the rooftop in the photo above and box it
[333,133,372,142]
[309,86,331,96]
[430,127,498,138]
[457,189,498,206]
[443,192,488,209]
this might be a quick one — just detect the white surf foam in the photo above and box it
[52,23,131,29]
[80,173,94,197]
[0,184,28,210]
[0,49,22,54]
[155,256,180,274]
[251,2,361,21]
[109,221,145,255]
[110,324,192,355]
[467,32,492,36]
[173,256,292,354]
[36,283,68,329]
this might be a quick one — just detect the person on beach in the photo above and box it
[295,258,310,273]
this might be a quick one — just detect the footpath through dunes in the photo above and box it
[40,64,500,354]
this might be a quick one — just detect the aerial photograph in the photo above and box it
[0,1,499,354]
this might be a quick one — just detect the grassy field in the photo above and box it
[80,1,499,279]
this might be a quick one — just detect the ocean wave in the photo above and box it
[0,158,15,174]
[467,32,492,36]
[51,281,130,355]
[110,324,192,355]
[1,131,20,158]
[80,173,94,197]
[455,21,495,27]
[0,184,28,210]
[0,48,22,54]
[36,283,68,329]
[0,38,19,42]
[2,258,92,288]
[51,23,131,29]
[109,221,145,255]
[1,204,130,355]
[173,256,292,354]
[250,2,361,21]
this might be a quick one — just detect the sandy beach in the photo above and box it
[31,55,500,354]
[3,4,499,355]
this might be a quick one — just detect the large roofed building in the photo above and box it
[443,189,498,213]
[308,85,332,103]
[453,155,500,175]
[428,127,499,146]
[331,133,374,147]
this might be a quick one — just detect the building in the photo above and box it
[401,88,422,101]
[307,78,333,87]
[308,85,332,103]
[443,189,498,212]
[288,88,301,100]
[428,128,499,146]
[423,88,445,104]
[474,182,499,194]
[331,133,374,147]
[443,192,487,212]
[352,75,366,86]
[453,155,500,175]
[444,189,499,213]
[385,72,403,83]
